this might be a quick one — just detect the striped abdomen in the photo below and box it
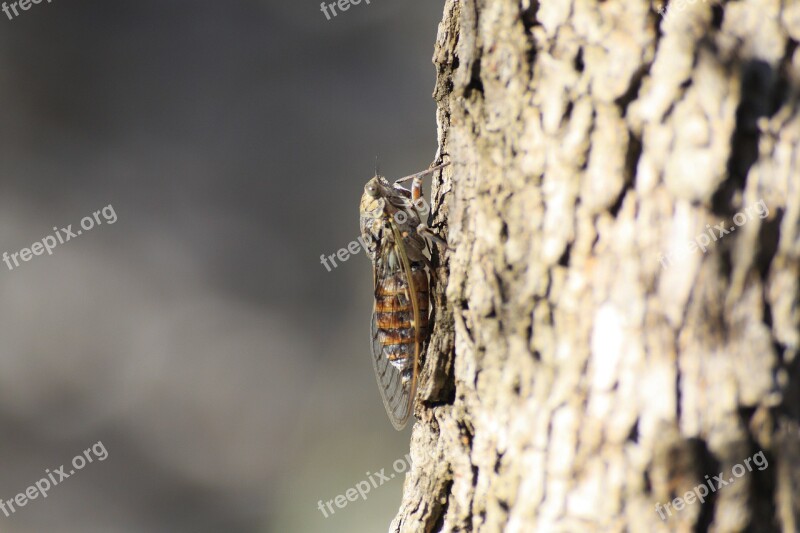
[374,265,429,383]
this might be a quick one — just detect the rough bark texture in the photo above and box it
[391,0,800,531]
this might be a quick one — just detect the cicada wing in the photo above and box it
[369,219,424,430]
[370,310,413,430]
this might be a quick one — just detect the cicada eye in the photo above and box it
[365,183,379,198]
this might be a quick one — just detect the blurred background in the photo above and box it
[0,0,444,531]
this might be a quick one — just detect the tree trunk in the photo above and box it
[392,0,800,531]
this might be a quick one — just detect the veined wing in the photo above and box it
[369,219,423,430]
[370,310,413,429]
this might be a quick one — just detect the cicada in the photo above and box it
[359,162,448,430]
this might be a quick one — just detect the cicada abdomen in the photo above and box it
[370,263,429,428]
[375,266,429,380]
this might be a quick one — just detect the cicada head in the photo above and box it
[360,176,386,218]
[359,176,393,264]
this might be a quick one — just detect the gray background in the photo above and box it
[0,0,444,531]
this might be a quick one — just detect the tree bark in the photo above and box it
[392,0,800,531]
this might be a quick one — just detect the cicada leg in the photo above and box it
[416,222,447,249]
[395,161,449,250]
[394,162,449,194]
